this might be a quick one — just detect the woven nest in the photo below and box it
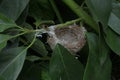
[47,24,86,54]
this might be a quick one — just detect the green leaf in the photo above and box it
[108,13,120,35]
[0,34,11,52]
[41,70,51,80]
[50,44,84,80]
[26,56,40,62]
[0,76,5,80]
[25,33,48,56]
[0,0,29,20]
[41,64,51,80]
[104,27,120,55]
[17,61,42,80]
[86,0,112,25]
[29,0,55,21]
[16,6,29,25]
[0,13,17,32]
[31,39,48,56]
[108,2,120,35]
[112,2,120,18]
[18,60,51,80]
[23,23,48,56]
[83,33,111,80]
[0,24,17,32]
[41,62,51,80]
[0,47,27,80]
[0,13,14,23]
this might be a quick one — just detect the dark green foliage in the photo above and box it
[29,0,55,21]
[0,47,27,80]
[83,33,111,80]
[50,44,84,80]
[0,0,120,80]
[0,0,29,21]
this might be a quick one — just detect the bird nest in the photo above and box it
[47,24,86,54]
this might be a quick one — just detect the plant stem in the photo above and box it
[49,0,63,23]
[56,18,81,28]
[35,20,55,28]
[27,35,36,49]
[10,31,28,39]
[62,0,99,33]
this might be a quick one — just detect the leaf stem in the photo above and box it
[27,34,36,49]
[10,31,28,39]
[12,29,37,49]
[16,25,25,30]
